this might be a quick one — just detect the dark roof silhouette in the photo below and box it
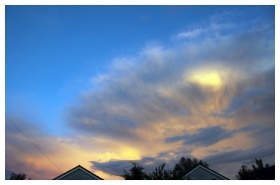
[53,165,103,180]
[182,165,230,180]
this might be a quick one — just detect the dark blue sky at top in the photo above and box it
[5,5,274,135]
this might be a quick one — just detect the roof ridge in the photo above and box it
[182,164,229,180]
[53,165,103,180]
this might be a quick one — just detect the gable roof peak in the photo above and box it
[182,164,230,180]
[53,165,103,180]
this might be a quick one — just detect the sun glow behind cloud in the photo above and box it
[189,70,222,88]
[185,64,229,91]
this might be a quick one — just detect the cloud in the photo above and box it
[204,146,275,165]
[67,23,274,137]
[91,160,131,177]
[5,117,61,179]
[165,126,235,146]
[223,87,272,115]
[204,145,275,179]
[176,28,205,39]
[91,150,191,177]
[5,116,126,179]
[65,16,274,179]
[91,157,168,177]
[175,9,239,40]
[215,66,275,119]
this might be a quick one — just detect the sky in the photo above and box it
[5,5,275,180]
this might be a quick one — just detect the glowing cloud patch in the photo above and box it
[192,72,222,86]
[187,68,224,89]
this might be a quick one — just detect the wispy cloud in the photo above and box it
[205,146,275,165]
[165,126,236,146]
[67,21,274,138]
[213,67,275,118]
[176,28,205,39]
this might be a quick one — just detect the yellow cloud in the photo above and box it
[190,71,222,87]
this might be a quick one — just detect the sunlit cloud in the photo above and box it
[189,71,222,88]
[64,17,274,179]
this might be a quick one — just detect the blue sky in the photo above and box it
[6,5,274,135]
[5,5,275,180]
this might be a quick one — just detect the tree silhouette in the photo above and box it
[121,162,148,180]
[236,165,254,180]
[9,172,30,180]
[236,158,274,180]
[147,163,173,180]
[121,157,209,180]
[172,157,209,179]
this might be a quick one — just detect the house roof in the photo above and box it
[181,165,230,180]
[53,165,103,180]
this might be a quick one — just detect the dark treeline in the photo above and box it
[121,157,209,180]
[121,157,275,180]
[236,158,275,180]
[8,157,274,180]
[9,172,31,180]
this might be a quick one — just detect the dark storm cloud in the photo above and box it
[165,126,235,146]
